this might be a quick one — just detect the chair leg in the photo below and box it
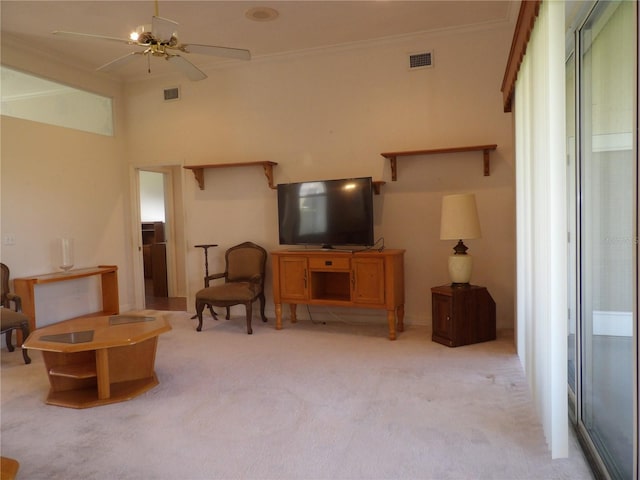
[245,303,253,335]
[195,300,205,332]
[259,293,267,322]
[225,307,231,320]
[19,323,31,364]
[5,330,14,352]
[192,305,217,320]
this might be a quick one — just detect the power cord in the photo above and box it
[306,304,326,325]
[351,237,385,253]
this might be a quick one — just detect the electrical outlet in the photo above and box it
[3,234,16,245]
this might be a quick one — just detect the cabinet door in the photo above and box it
[352,258,385,305]
[432,293,453,343]
[278,257,308,301]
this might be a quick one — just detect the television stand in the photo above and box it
[271,249,405,340]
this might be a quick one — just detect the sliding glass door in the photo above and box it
[570,1,638,478]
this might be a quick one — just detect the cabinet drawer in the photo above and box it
[308,257,350,270]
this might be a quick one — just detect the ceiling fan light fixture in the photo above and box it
[245,6,279,22]
[53,7,250,81]
[130,24,153,42]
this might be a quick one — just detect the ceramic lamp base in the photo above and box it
[448,253,473,285]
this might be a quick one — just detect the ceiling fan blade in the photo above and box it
[181,43,251,61]
[166,55,207,81]
[152,16,178,43]
[97,52,143,72]
[52,30,132,45]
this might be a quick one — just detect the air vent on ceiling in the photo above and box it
[163,86,180,101]
[409,51,433,70]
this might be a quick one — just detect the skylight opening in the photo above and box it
[0,66,114,137]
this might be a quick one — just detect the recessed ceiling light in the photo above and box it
[245,6,279,22]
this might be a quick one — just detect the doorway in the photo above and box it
[137,167,187,311]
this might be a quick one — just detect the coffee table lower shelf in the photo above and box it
[45,374,160,408]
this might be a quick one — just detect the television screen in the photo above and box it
[277,177,374,248]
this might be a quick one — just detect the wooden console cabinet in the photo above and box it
[431,285,496,347]
[272,249,405,340]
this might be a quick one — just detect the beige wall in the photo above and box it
[1,19,516,329]
[0,40,134,325]
[124,22,516,328]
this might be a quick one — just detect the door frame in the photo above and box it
[129,165,186,308]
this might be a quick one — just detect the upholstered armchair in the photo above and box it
[0,263,31,364]
[195,242,267,335]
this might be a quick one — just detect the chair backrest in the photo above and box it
[225,242,267,284]
[1,263,10,308]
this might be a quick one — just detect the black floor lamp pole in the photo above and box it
[191,244,218,319]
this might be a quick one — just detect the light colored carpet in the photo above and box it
[1,311,593,480]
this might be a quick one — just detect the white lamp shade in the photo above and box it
[440,193,481,240]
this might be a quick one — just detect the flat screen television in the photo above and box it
[277,177,374,249]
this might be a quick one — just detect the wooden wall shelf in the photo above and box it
[184,161,278,190]
[184,161,386,195]
[380,144,498,180]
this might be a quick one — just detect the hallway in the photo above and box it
[145,278,186,311]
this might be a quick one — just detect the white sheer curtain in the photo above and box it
[514,0,568,458]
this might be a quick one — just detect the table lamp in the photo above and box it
[440,193,481,285]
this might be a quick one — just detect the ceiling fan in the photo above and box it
[52,1,251,81]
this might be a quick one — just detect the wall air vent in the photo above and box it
[409,51,433,70]
[163,86,180,101]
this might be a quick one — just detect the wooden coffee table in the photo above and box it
[23,313,171,408]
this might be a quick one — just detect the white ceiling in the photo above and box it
[1,1,517,82]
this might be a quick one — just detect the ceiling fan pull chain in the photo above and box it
[147,54,151,74]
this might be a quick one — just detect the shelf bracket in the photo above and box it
[389,157,398,181]
[262,163,276,189]
[372,181,386,195]
[483,148,491,176]
[189,168,205,190]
